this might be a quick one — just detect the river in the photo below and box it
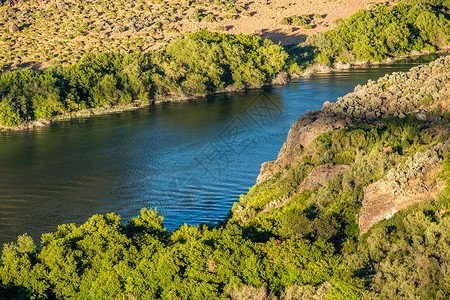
[0,55,441,245]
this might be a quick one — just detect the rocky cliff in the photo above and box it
[256,111,349,183]
[359,143,448,234]
[256,55,450,234]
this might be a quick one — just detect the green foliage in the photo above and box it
[280,17,292,25]
[438,152,450,196]
[280,15,308,26]
[0,234,49,299]
[0,99,20,127]
[0,69,63,125]
[347,197,450,298]
[0,30,288,126]
[314,14,324,20]
[302,1,450,64]
[0,210,352,299]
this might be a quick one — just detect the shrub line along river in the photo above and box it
[0,55,441,246]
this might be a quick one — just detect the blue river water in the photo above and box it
[0,55,441,245]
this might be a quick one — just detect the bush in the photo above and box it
[0,99,21,127]
[0,30,289,126]
[297,1,450,64]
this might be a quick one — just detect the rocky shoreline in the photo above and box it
[2,50,448,133]
[300,49,450,77]
[255,55,450,234]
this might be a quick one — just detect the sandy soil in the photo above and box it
[176,0,393,45]
[1,0,392,72]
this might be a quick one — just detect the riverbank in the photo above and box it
[1,55,449,300]
[300,49,450,77]
[2,1,450,131]
[1,49,448,133]
[0,101,149,132]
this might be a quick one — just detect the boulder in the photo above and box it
[359,146,447,234]
[9,22,19,33]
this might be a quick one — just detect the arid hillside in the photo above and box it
[1,0,390,71]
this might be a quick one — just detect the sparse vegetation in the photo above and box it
[280,15,310,26]
[0,0,252,71]
[0,53,449,300]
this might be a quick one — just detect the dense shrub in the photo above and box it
[0,30,288,127]
[1,48,449,300]
[0,209,355,299]
[303,1,450,64]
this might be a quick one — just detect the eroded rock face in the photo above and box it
[297,163,350,192]
[255,57,450,238]
[256,110,348,183]
[256,161,276,183]
[359,144,448,234]
[359,181,439,235]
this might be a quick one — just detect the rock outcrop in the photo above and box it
[257,55,450,234]
[257,110,349,183]
[9,22,19,33]
[323,56,450,121]
[359,144,449,234]
[297,163,350,192]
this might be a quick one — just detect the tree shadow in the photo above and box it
[0,281,56,299]
[258,29,306,46]
[17,61,44,71]
[242,225,277,243]
[18,23,32,30]
[285,43,317,66]
[2,61,45,73]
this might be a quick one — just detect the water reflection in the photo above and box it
[0,55,443,245]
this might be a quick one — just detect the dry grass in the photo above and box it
[0,0,390,71]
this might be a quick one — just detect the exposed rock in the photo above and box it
[380,146,393,154]
[257,110,348,183]
[333,61,351,70]
[0,119,51,132]
[271,71,289,85]
[359,181,438,235]
[303,64,333,77]
[297,163,350,192]
[416,113,427,121]
[359,144,449,234]
[9,22,19,33]
[56,1,67,11]
[256,161,276,183]
[365,111,376,120]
